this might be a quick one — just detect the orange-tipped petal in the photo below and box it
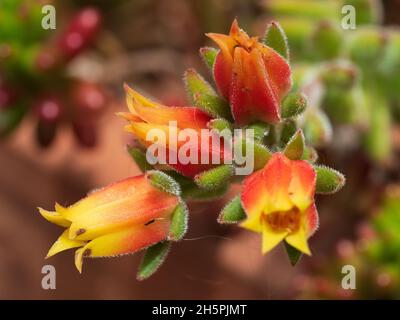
[229,18,240,36]
[206,31,236,99]
[125,122,171,147]
[230,47,280,125]
[305,203,319,237]
[60,175,177,221]
[258,44,292,100]
[133,102,212,131]
[74,219,170,273]
[124,84,161,112]
[241,153,294,229]
[116,111,142,122]
[206,33,236,59]
[124,85,212,130]
[261,153,293,213]
[213,51,233,99]
[127,121,228,178]
[64,176,179,241]
[289,160,317,211]
[241,169,268,232]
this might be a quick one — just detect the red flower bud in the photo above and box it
[57,7,102,60]
[207,19,292,125]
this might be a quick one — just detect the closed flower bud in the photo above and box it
[207,19,292,125]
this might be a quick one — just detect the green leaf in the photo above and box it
[194,165,234,191]
[284,242,302,266]
[253,142,272,170]
[284,129,305,160]
[164,170,228,200]
[280,119,297,145]
[195,94,232,120]
[281,92,307,119]
[127,145,154,172]
[218,196,246,224]
[234,138,272,171]
[137,241,171,280]
[264,21,290,60]
[168,202,189,241]
[147,170,181,196]
[199,46,218,70]
[315,165,346,194]
[184,68,231,119]
[184,68,215,97]
[301,146,318,163]
[246,122,270,142]
[185,183,228,200]
[208,118,232,133]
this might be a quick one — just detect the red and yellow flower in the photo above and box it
[240,153,318,255]
[207,19,292,125]
[119,84,230,178]
[38,174,180,273]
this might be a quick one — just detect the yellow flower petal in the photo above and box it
[262,223,288,254]
[125,122,170,147]
[73,219,170,273]
[240,212,262,232]
[124,84,161,113]
[289,160,316,212]
[285,225,311,256]
[46,230,85,259]
[74,247,85,274]
[38,206,71,227]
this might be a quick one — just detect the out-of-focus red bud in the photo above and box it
[36,121,57,148]
[376,272,392,288]
[35,46,61,71]
[57,7,102,60]
[33,96,64,123]
[0,84,19,110]
[71,82,108,117]
[73,121,98,148]
[335,239,355,259]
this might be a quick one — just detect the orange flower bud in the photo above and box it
[207,19,292,125]
[119,84,231,178]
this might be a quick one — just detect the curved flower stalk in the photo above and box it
[38,19,345,279]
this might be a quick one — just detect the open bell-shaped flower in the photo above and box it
[240,152,318,255]
[38,173,180,273]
